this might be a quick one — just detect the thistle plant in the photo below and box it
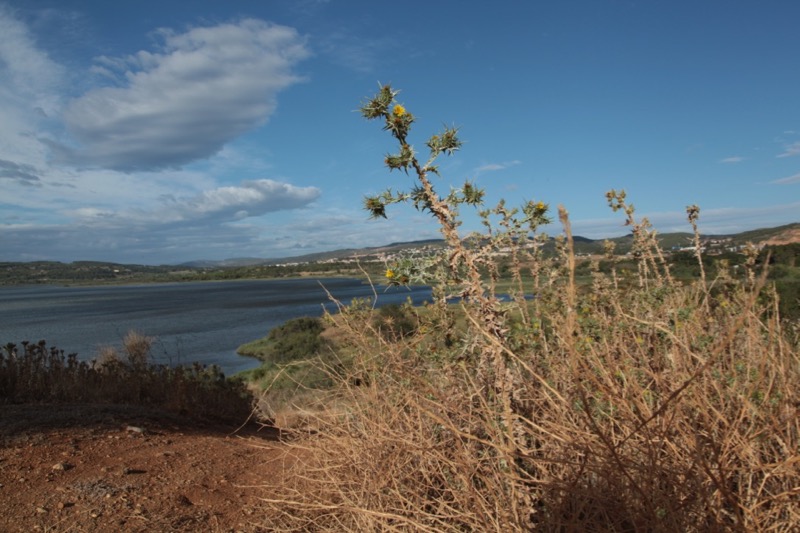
[364,92,550,315]
[360,84,555,490]
[606,189,673,288]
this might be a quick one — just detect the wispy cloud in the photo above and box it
[570,202,800,239]
[777,141,800,158]
[0,159,41,186]
[719,156,744,164]
[771,173,800,185]
[56,19,310,171]
[474,160,521,174]
[318,31,397,73]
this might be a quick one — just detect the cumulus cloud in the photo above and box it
[163,179,320,223]
[69,179,321,225]
[58,19,310,171]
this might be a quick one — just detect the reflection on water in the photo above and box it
[0,279,432,375]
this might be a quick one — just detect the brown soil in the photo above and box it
[0,404,290,532]
[764,227,800,246]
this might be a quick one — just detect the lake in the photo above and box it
[0,279,433,375]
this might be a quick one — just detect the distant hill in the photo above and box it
[564,222,800,256]
[179,239,448,268]
[179,223,800,267]
[3,223,798,285]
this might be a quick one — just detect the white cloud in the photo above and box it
[57,19,310,171]
[67,178,320,226]
[719,156,744,164]
[162,179,320,223]
[0,5,65,173]
[474,160,521,174]
[777,141,800,158]
[771,173,800,185]
[2,178,321,263]
[570,202,800,239]
[0,5,64,116]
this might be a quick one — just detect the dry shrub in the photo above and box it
[0,332,254,424]
[262,276,799,531]
[122,329,153,368]
[257,86,799,531]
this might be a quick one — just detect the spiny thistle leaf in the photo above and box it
[364,196,387,218]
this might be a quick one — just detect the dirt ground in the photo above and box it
[0,404,290,532]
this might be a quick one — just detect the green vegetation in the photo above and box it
[0,259,378,286]
[238,317,328,364]
[236,317,343,418]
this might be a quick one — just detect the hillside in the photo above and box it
[2,223,798,285]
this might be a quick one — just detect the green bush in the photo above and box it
[237,317,327,364]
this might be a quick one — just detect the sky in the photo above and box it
[1,0,798,265]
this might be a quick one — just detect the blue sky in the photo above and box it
[1,0,798,265]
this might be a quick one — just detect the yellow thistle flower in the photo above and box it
[535,201,546,211]
[393,104,406,117]
[385,269,395,279]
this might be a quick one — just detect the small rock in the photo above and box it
[52,462,73,472]
[35,506,48,514]
[126,425,145,435]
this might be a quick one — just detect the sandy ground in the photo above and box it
[0,404,290,532]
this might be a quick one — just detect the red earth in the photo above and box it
[0,404,292,532]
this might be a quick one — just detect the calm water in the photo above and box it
[0,279,432,375]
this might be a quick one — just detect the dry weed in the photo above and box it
[256,86,799,531]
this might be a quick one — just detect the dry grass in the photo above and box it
[260,259,799,531]
[254,85,799,531]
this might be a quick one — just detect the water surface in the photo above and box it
[0,279,432,375]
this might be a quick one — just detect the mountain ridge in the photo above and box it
[179,222,800,268]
